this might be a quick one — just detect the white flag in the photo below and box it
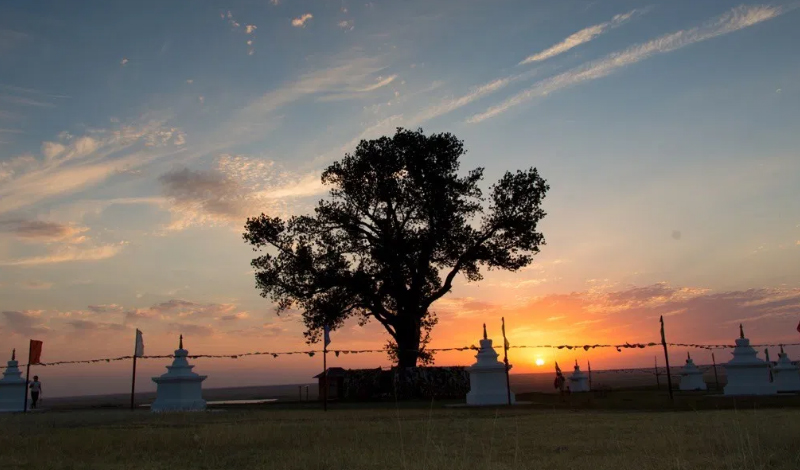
[134,329,144,357]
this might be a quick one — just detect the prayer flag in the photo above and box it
[29,340,43,364]
[555,361,563,377]
[134,329,144,357]
[324,324,331,348]
[797,320,800,335]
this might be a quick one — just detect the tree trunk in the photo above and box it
[395,318,422,369]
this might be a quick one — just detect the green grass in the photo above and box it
[2,401,800,470]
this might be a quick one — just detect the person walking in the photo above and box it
[29,375,42,409]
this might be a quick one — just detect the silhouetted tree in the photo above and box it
[243,128,549,368]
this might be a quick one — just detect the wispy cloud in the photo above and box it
[470,5,789,123]
[292,13,313,28]
[0,242,126,266]
[0,120,187,215]
[223,55,390,141]
[16,280,53,290]
[357,75,397,92]
[338,20,355,31]
[0,219,89,244]
[519,10,641,65]
[120,58,128,66]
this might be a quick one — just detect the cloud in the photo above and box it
[16,281,53,290]
[271,0,279,4]
[120,58,128,66]
[338,20,355,31]
[222,55,391,142]
[67,319,126,331]
[410,77,520,124]
[356,75,397,92]
[470,5,788,123]
[0,242,126,266]
[219,312,249,321]
[292,13,313,27]
[519,10,641,65]
[158,155,327,230]
[1,310,49,336]
[0,219,89,244]
[433,297,496,318]
[245,25,257,34]
[166,323,215,337]
[0,120,187,215]
[124,299,243,324]
[186,79,193,84]
[87,304,124,313]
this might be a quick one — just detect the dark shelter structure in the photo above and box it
[314,366,470,401]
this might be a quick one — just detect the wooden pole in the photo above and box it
[711,352,720,391]
[22,340,31,413]
[659,316,674,402]
[130,354,137,410]
[588,360,593,390]
[654,356,660,390]
[765,348,773,382]
[323,345,328,412]
[502,317,512,406]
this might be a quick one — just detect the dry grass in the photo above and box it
[1,405,799,470]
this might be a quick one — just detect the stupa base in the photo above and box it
[723,384,777,396]
[150,399,207,412]
[679,379,707,391]
[466,392,516,406]
[0,407,24,413]
[775,383,800,393]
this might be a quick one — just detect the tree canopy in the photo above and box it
[243,128,549,367]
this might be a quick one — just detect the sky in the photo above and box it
[1,0,800,398]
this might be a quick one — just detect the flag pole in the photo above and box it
[130,349,137,410]
[23,340,31,413]
[711,352,720,391]
[501,317,511,406]
[659,316,674,402]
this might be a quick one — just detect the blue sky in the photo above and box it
[1,0,800,396]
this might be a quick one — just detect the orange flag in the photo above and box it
[29,340,43,364]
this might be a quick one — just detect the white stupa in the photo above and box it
[679,352,707,391]
[568,360,590,392]
[151,335,207,412]
[723,325,777,396]
[772,346,800,393]
[466,324,515,405]
[0,349,26,413]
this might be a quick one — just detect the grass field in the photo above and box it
[2,398,800,470]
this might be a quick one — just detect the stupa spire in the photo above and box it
[739,323,745,339]
[482,324,487,340]
[780,344,785,354]
[179,334,183,350]
[11,349,14,361]
[575,359,578,367]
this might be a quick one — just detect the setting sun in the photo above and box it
[535,358,545,366]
